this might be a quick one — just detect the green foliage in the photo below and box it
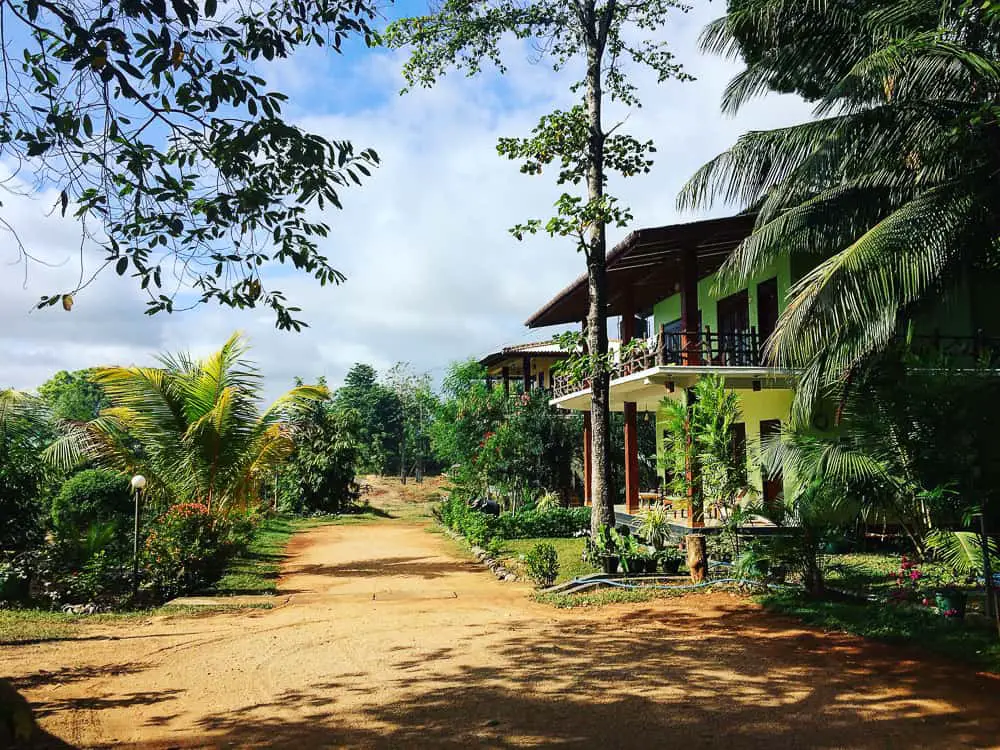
[332,362,438,479]
[49,469,130,538]
[760,590,1000,674]
[682,0,1000,412]
[9,0,380,329]
[333,363,407,475]
[37,370,107,423]
[765,363,1000,566]
[385,0,694,526]
[433,362,581,507]
[51,332,326,511]
[383,363,439,480]
[496,508,591,539]
[535,490,562,512]
[143,503,255,599]
[437,496,589,545]
[437,495,499,546]
[636,505,673,551]
[278,385,360,514]
[524,542,560,587]
[660,375,753,552]
[0,390,58,553]
[924,530,999,576]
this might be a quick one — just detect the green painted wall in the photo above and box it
[654,386,796,498]
[650,257,793,335]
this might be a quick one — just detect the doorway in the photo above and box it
[759,419,784,512]
[756,278,779,362]
[716,290,750,365]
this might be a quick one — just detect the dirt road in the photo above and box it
[5,489,1000,748]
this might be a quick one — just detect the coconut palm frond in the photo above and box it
[684,0,1000,398]
[67,334,320,511]
[924,530,997,575]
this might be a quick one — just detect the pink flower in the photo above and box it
[921,598,930,606]
[910,570,922,582]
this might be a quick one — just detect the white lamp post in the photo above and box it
[130,475,147,598]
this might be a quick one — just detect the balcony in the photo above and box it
[552,327,768,400]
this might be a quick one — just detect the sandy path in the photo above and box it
[5,493,1000,748]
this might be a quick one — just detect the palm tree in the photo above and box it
[679,0,1000,415]
[51,333,326,511]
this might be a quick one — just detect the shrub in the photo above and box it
[437,495,501,545]
[525,543,559,587]
[437,497,589,545]
[50,469,131,538]
[496,508,590,539]
[143,503,253,599]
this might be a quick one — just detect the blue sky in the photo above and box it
[0,2,813,400]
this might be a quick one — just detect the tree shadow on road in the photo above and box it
[285,556,478,581]
[118,599,1000,749]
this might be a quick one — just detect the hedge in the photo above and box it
[437,496,589,545]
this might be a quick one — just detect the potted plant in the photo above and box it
[934,586,968,619]
[659,546,683,576]
[638,505,675,574]
[614,528,643,576]
[588,526,619,576]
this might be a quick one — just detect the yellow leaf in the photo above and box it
[172,42,184,69]
[61,294,73,311]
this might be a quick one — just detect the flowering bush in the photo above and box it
[888,555,965,617]
[143,503,255,599]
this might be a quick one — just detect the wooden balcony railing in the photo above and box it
[551,330,1000,400]
[551,327,767,398]
[614,327,766,378]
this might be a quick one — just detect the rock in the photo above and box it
[503,574,517,582]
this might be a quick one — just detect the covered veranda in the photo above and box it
[524,215,794,526]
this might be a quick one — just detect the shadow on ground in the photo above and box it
[74,600,999,749]
[285,556,477,581]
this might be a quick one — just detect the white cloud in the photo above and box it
[0,3,813,400]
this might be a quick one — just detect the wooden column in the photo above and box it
[522,355,532,393]
[680,246,701,365]
[623,402,640,514]
[621,289,639,514]
[502,366,510,397]
[583,412,593,506]
[684,386,704,527]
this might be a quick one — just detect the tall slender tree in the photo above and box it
[384,0,692,535]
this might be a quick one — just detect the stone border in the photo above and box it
[441,527,521,582]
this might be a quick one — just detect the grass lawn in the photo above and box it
[210,514,327,596]
[823,553,951,596]
[760,590,1000,674]
[496,537,596,583]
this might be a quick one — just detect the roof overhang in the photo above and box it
[526,214,756,329]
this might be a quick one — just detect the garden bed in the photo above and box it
[760,590,1000,674]
[494,537,595,584]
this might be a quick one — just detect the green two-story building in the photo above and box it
[525,213,1000,527]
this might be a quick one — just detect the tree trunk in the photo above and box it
[583,3,613,537]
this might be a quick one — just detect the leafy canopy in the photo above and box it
[384,0,691,254]
[680,0,1000,412]
[4,0,379,329]
[50,332,327,510]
